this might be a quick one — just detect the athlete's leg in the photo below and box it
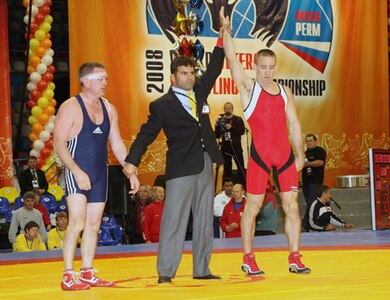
[63,193,87,270]
[279,191,301,252]
[80,202,105,268]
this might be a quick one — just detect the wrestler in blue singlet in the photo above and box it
[65,95,110,202]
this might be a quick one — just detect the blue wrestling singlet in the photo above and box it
[65,94,110,202]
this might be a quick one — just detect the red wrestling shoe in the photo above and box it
[61,270,90,290]
[288,251,311,274]
[242,252,265,275]
[79,268,113,287]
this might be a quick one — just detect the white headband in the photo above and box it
[80,72,107,82]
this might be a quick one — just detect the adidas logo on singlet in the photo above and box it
[93,127,103,134]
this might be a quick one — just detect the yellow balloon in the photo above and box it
[28,115,38,125]
[40,22,51,33]
[42,89,54,100]
[46,156,55,166]
[29,38,40,51]
[41,164,50,172]
[31,105,43,118]
[34,29,46,41]
[38,96,49,108]
[45,15,53,24]
[48,82,56,90]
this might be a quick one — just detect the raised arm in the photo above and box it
[220,7,253,108]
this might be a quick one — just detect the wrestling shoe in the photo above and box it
[241,252,265,275]
[79,268,114,287]
[61,270,90,290]
[288,251,311,274]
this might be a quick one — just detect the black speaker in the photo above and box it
[107,165,131,215]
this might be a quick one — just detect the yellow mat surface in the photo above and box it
[1,249,389,300]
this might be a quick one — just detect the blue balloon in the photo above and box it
[194,19,204,36]
[189,0,203,9]
[193,39,204,61]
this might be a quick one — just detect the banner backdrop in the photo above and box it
[0,1,14,187]
[68,0,389,187]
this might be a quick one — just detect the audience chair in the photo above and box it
[48,185,65,201]
[0,197,12,223]
[0,187,19,205]
[40,194,58,213]
[13,196,24,210]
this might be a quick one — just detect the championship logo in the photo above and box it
[146,0,333,73]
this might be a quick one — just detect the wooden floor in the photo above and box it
[1,230,390,300]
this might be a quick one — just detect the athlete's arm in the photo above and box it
[53,98,91,190]
[220,7,253,108]
[285,87,305,171]
[107,103,140,194]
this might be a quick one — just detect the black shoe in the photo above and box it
[158,276,172,284]
[193,274,221,280]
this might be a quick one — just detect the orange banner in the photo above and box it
[0,1,14,187]
[68,0,389,187]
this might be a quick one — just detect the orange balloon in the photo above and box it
[49,98,57,107]
[23,0,30,8]
[32,123,43,135]
[35,46,46,57]
[38,113,49,125]
[41,38,52,49]
[29,55,41,67]
[28,132,38,142]
[27,66,35,74]
[43,105,55,116]
[46,33,51,39]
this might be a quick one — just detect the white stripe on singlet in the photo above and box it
[65,136,78,194]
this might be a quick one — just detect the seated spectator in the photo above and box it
[33,190,52,231]
[213,177,234,238]
[18,156,50,196]
[220,184,246,238]
[126,184,152,244]
[308,185,354,231]
[142,186,165,243]
[8,191,47,244]
[13,221,47,252]
[255,182,277,235]
[48,212,68,250]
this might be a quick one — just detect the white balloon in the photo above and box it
[42,55,53,66]
[27,82,37,92]
[33,139,45,151]
[36,63,47,74]
[46,48,54,57]
[27,5,39,16]
[49,115,56,122]
[39,130,51,142]
[34,0,45,7]
[30,72,41,84]
[30,149,40,157]
[45,122,55,133]
[23,15,29,25]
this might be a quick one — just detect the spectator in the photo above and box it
[132,184,152,244]
[18,156,49,196]
[215,102,246,186]
[220,184,246,238]
[142,186,165,243]
[255,182,277,236]
[308,185,354,231]
[8,191,47,244]
[13,221,46,252]
[32,190,52,231]
[48,212,68,250]
[302,134,327,231]
[213,177,234,238]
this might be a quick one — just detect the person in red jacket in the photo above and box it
[33,190,52,231]
[220,184,246,238]
[142,186,165,243]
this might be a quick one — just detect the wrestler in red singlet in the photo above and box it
[244,82,298,194]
